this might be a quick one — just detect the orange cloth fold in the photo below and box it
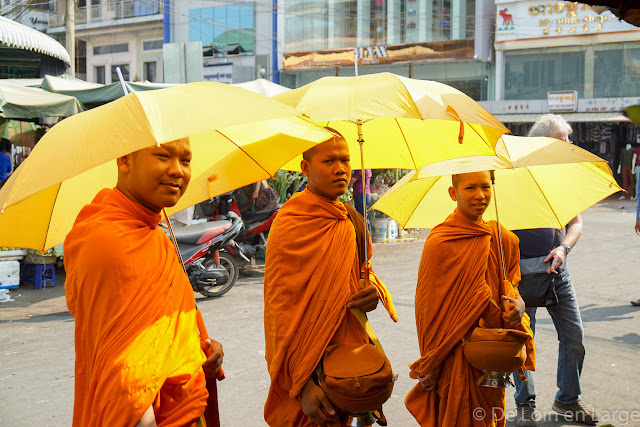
[263,190,369,427]
[405,209,535,427]
[369,269,398,322]
[65,188,208,427]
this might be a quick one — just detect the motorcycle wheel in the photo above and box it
[198,253,239,298]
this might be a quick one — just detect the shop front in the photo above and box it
[492,0,640,190]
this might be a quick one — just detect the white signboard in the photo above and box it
[495,1,639,42]
[548,91,578,112]
[203,63,233,84]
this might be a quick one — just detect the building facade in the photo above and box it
[45,0,164,83]
[168,0,275,84]
[483,0,640,173]
[279,0,496,100]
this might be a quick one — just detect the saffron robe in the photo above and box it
[405,209,535,427]
[263,189,371,427]
[64,188,208,426]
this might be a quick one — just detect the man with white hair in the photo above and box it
[511,114,598,426]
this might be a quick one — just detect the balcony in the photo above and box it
[48,0,161,29]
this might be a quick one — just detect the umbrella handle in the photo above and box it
[490,171,507,282]
[356,120,368,269]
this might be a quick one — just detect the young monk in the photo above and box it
[263,131,395,426]
[64,138,224,427]
[405,171,535,427]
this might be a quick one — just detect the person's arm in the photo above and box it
[135,406,157,427]
[633,153,638,174]
[418,365,441,391]
[201,338,224,377]
[299,376,336,424]
[251,181,264,203]
[636,197,640,236]
[544,214,583,273]
[346,277,379,312]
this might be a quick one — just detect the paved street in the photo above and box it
[1,199,639,426]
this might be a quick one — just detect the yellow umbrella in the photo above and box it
[0,82,332,251]
[276,72,509,171]
[0,119,39,146]
[275,72,508,266]
[372,137,621,230]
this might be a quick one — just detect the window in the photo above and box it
[93,43,128,55]
[594,46,640,98]
[28,0,53,11]
[143,61,157,82]
[189,3,254,54]
[143,40,163,51]
[504,50,584,100]
[96,66,105,84]
[111,64,130,82]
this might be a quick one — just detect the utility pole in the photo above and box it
[65,0,75,76]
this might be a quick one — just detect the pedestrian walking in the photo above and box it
[512,114,599,426]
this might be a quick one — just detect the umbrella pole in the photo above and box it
[490,170,507,282]
[356,119,369,281]
[162,209,187,271]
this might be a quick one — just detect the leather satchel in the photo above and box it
[317,308,395,413]
[462,314,529,373]
[314,204,394,414]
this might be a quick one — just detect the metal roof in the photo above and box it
[494,112,630,123]
[0,16,70,65]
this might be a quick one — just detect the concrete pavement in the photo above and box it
[1,200,639,426]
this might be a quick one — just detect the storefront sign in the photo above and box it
[495,1,639,43]
[283,39,474,70]
[203,63,233,84]
[354,46,389,63]
[548,91,577,111]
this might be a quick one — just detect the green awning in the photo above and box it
[0,83,83,118]
[41,75,175,104]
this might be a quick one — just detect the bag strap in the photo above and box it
[349,307,388,360]
[344,205,388,359]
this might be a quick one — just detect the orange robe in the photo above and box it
[263,189,370,427]
[405,209,535,427]
[64,188,208,427]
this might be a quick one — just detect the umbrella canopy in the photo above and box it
[0,82,332,250]
[0,82,83,118]
[372,137,621,230]
[233,79,290,97]
[276,72,509,170]
[0,119,39,146]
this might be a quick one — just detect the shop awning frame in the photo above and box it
[0,16,71,65]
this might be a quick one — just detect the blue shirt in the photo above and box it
[0,152,11,180]
[513,227,568,274]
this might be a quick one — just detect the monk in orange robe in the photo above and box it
[263,132,394,426]
[64,138,223,427]
[405,171,535,427]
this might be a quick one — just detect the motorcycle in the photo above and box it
[164,208,243,298]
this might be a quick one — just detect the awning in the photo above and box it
[0,16,71,65]
[0,83,83,118]
[40,75,175,105]
[494,112,631,123]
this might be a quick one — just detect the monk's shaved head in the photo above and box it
[451,174,462,190]
[116,138,192,212]
[448,171,492,222]
[300,130,351,202]
[303,127,345,162]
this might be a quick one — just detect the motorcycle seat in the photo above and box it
[242,209,276,223]
[172,220,232,245]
